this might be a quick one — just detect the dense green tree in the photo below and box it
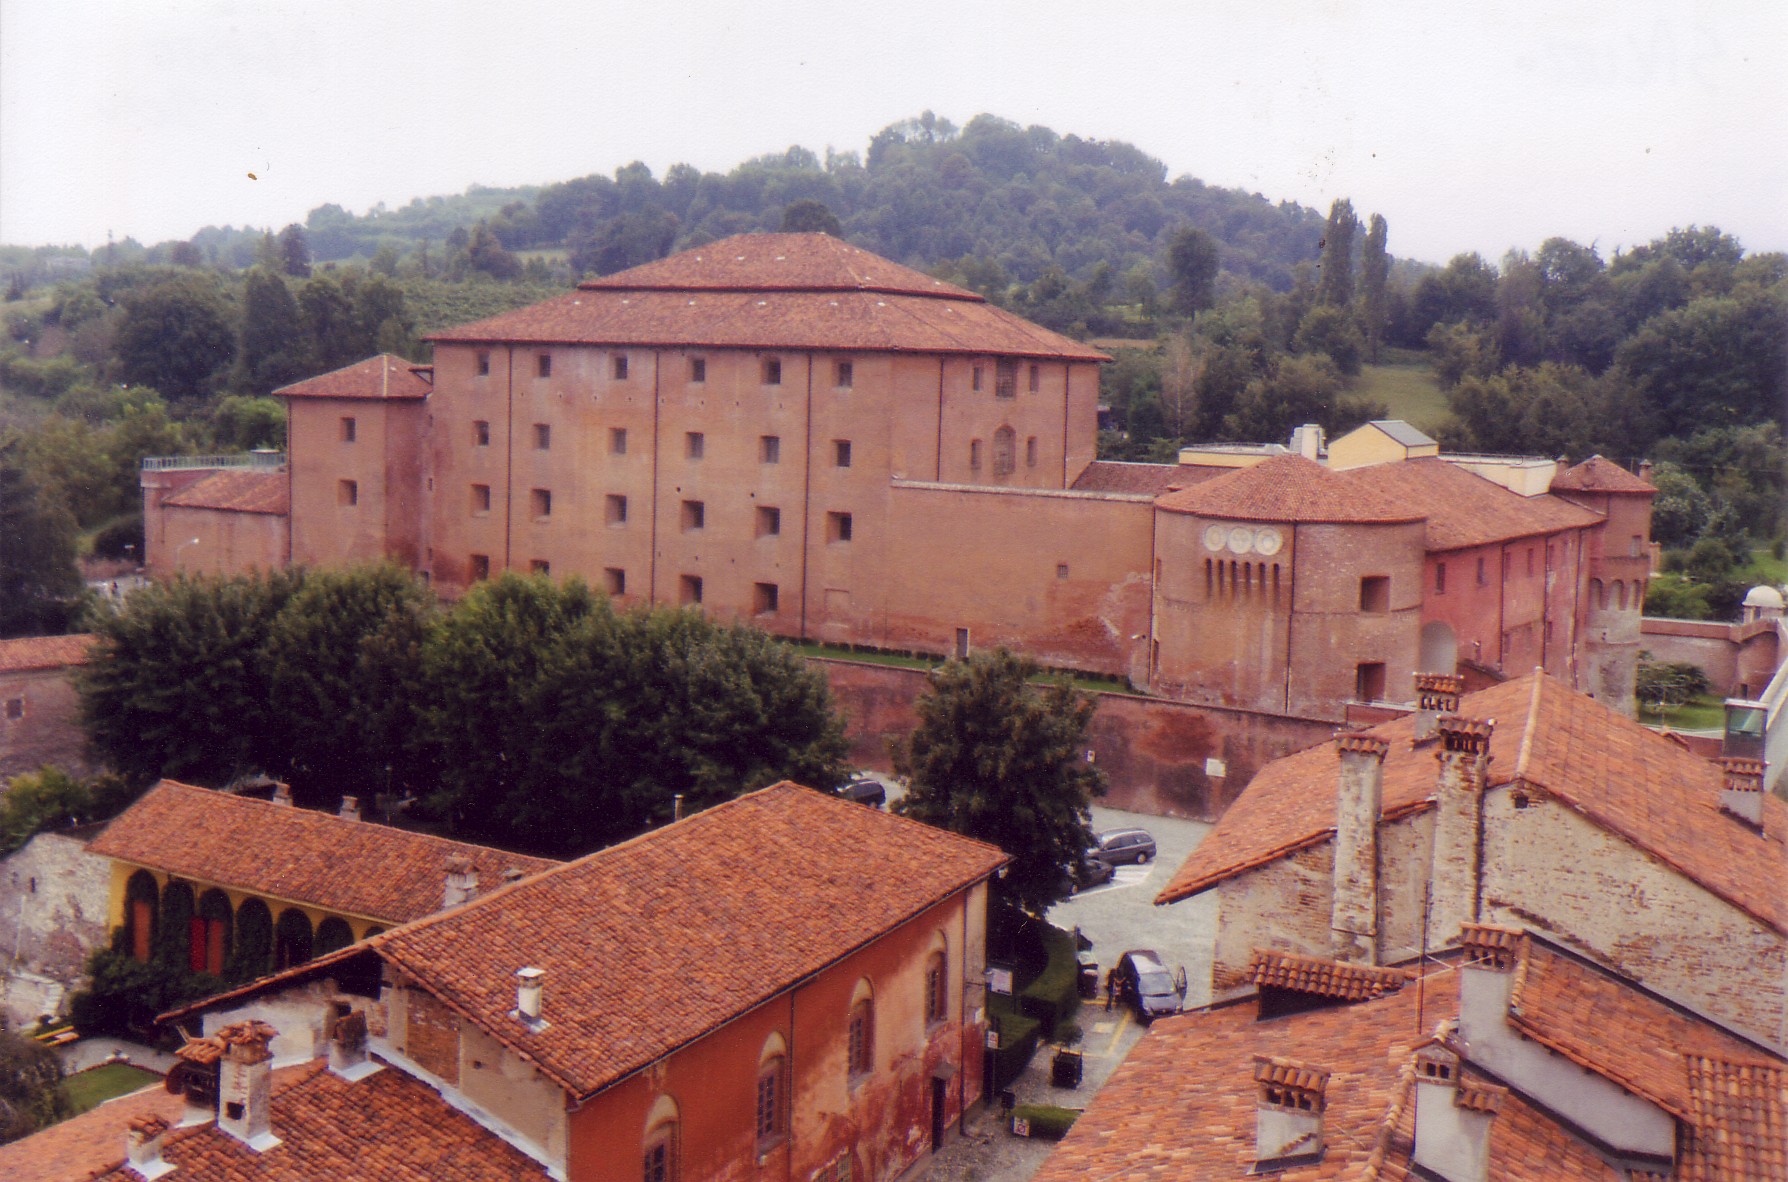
[112,273,235,402]
[0,1026,69,1143]
[1653,424,1785,543]
[1445,363,1624,459]
[890,649,1104,915]
[1397,252,1499,345]
[1165,225,1221,316]
[277,224,312,278]
[298,273,362,371]
[0,438,83,637]
[781,199,843,236]
[1614,290,1787,442]
[236,267,312,392]
[212,395,287,450]
[1292,303,1364,375]
[1644,460,1713,550]
[462,222,522,281]
[1222,354,1344,442]
[1317,199,1360,307]
[1358,213,1389,362]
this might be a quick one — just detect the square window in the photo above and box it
[530,559,550,575]
[476,350,491,376]
[760,435,781,464]
[1360,576,1390,613]
[757,506,781,537]
[754,583,779,615]
[471,484,491,513]
[1056,563,1069,580]
[474,420,491,447]
[835,360,853,388]
[827,511,853,543]
[612,354,629,380]
[971,365,983,392]
[1028,363,1040,393]
[338,479,358,506]
[3,698,22,721]
[689,357,706,383]
[604,567,626,595]
[1355,662,1387,702]
[833,439,852,468]
[530,488,552,519]
[536,353,552,379]
[681,499,705,530]
[340,416,356,443]
[680,574,703,605]
[606,494,628,525]
[686,432,705,460]
[533,423,550,450]
[995,358,1016,399]
[762,357,782,385]
[610,427,628,455]
[470,554,491,581]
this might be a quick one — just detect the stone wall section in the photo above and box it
[0,829,110,1028]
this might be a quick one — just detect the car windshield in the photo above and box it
[1138,971,1174,995]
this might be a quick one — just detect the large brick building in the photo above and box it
[144,233,1654,722]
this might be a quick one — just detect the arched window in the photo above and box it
[642,1095,679,1182]
[756,1033,788,1149]
[229,898,273,983]
[1590,578,1605,610]
[124,871,158,963]
[314,917,356,957]
[924,937,948,1026]
[847,979,875,1082]
[273,908,314,972]
[992,426,1016,477]
[156,881,194,969]
[193,890,232,977]
[969,439,983,471]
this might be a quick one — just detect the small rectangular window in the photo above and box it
[835,360,853,388]
[754,583,779,615]
[470,554,491,581]
[995,358,1016,399]
[3,698,23,721]
[763,357,782,385]
[610,354,628,380]
[604,567,625,595]
[1028,363,1040,393]
[827,511,853,543]
[1527,548,1535,576]
[1630,534,1643,558]
[530,488,552,519]
[340,416,357,443]
[1355,662,1387,702]
[1360,576,1390,613]
[530,559,550,575]
[757,506,781,537]
[1476,556,1489,586]
[686,432,705,460]
[970,440,983,470]
[1435,562,1447,594]
[760,435,781,464]
[606,494,628,525]
[833,439,852,468]
[471,484,491,514]
[681,499,705,531]
[1026,436,1038,467]
[610,427,628,455]
[972,365,984,392]
[689,357,706,383]
[1056,563,1069,580]
[476,350,491,376]
[536,353,552,379]
[338,479,358,506]
[533,423,551,450]
[474,420,491,447]
[680,574,703,605]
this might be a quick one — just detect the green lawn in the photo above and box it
[795,642,1133,695]
[1353,356,1453,435]
[61,1063,162,1115]
[1637,693,1726,732]
[1738,548,1787,587]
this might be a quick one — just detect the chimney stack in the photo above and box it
[172,1035,223,1127]
[515,966,547,1029]
[1411,1044,1502,1182]
[124,1114,175,1180]
[338,795,360,822]
[1331,735,1389,964]
[1718,757,1765,830]
[327,1005,376,1079]
[1428,716,1494,947]
[443,854,479,908]
[270,781,292,807]
[1412,673,1463,742]
[216,1020,280,1151]
[1253,1057,1327,1167]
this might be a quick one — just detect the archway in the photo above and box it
[1419,621,1458,674]
[273,908,314,972]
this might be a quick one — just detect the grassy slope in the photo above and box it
[1352,351,1453,435]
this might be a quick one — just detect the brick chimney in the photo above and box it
[443,854,478,908]
[1718,757,1765,830]
[1428,716,1494,948]
[216,1020,280,1151]
[327,1005,377,1080]
[1412,1043,1502,1182]
[1331,735,1388,964]
[1254,1056,1327,1166]
[1412,673,1463,742]
[124,1113,175,1180]
[514,966,547,1030]
[172,1034,223,1127]
[338,795,360,822]
[270,781,292,807]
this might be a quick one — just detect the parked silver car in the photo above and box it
[1090,827,1156,865]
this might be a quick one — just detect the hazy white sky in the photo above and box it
[3,0,1784,265]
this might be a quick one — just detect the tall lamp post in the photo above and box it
[173,536,201,572]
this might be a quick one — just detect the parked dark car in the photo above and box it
[1113,949,1185,1022]
[1090,828,1156,866]
[1058,854,1115,897]
[835,774,887,808]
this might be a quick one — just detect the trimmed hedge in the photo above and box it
[1011,1104,1080,1141]
[987,997,1041,1090]
[1018,923,1081,1038]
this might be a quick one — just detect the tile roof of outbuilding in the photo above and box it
[1155,454,1425,524]
[1249,950,1411,1001]
[86,781,558,924]
[0,632,94,672]
[273,353,432,400]
[161,470,289,515]
[1157,671,1788,934]
[428,234,1108,361]
[83,1058,551,1180]
[1070,460,1210,496]
[1551,454,1657,494]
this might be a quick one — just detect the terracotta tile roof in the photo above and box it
[0,1073,184,1182]
[84,1058,551,1180]
[1355,458,1603,551]
[162,469,289,515]
[1156,454,1425,524]
[1551,454,1656,494]
[429,234,1107,361]
[1681,1057,1788,1181]
[86,781,558,925]
[0,632,94,672]
[1069,460,1208,496]
[1249,949,1411,1001]
[1158,671,1788,935]
[273,353,432,400]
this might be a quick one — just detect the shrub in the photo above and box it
[986,997,1041,1090]
[1011,1104,1079,1141]
[1018,923,1081,1038]
[67,946,221,1045]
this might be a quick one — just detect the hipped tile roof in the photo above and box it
[429,233,1107,361]
[1155,454,1423,524]
[0,632,94,673]
[1551,454,1657,494]
[162,470,289,515]
[87,781,558,925]
[273,353,432,400]
[1158,671,1788,934]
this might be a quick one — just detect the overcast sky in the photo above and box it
[3,0,1784,266]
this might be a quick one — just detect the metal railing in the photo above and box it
[141,451,285,472]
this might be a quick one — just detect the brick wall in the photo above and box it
[0,666,97,782]
[404,988,461,1085]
